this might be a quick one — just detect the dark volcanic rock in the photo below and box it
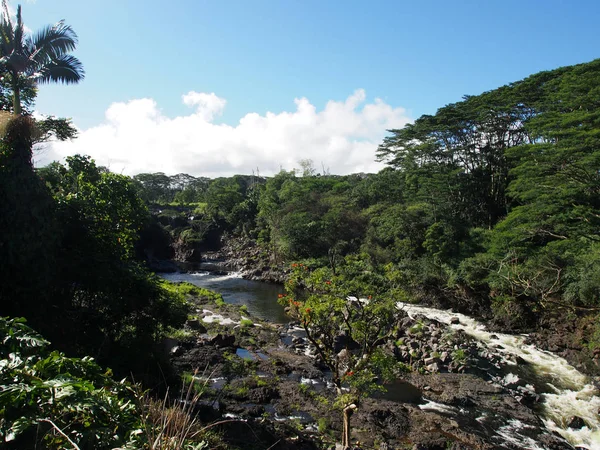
[210,333,235,348]
[567,416,587,429]
[185,319,207,333]
[249,386,279,403]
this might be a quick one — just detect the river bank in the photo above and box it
[185,235,600,380]
[161,277,599,449]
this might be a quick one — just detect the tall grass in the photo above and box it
[139,370,209,450]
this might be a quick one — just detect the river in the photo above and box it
[162,269,600,449]
[399,302,600,450]
[160,269,288,323]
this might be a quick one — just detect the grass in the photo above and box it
[452,348,467,363]
[138,370,208,449]
[159,280,225,306]
[168,328,195,342]
[240,318,254,328]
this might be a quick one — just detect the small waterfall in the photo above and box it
[398,302,600,450]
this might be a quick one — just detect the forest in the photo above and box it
[134,58,600,340]
[0,3,599,446]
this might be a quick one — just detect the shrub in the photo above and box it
[0,317,141,449]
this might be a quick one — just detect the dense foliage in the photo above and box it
[0,317,141,449]
[142,59,600,336]
[1,119,188,380]
[282,258,402,447]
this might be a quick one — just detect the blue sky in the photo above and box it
[20,0,600,176]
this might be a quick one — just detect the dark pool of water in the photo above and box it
[160,270,288,323]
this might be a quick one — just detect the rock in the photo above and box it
[210,334,235,348]
[426,362,440,373]
[450,317,460,325]
[193,400,222,422]
[149,259,179,273]
[248,386,279,403]
[333,333,361,353]
[186,319,207,333]
[440,351,450,363]
[568,416,587,429]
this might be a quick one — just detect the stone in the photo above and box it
[568,416,587,429]
[426,362,440,372]
[186,319,207,333]
[440,351,450,363]
[450,317,460,325]
[424,357,438,365]
[210,334,235,348]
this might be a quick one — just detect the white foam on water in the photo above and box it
[418,399,458,414]
[201,309,238,326]
[495,419,546,450]
[208,271,243,282]
[397,302,600,450]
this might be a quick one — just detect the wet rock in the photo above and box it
[170,345,183,356]
[149,259,179,273]
[186,319,207,333]
[210,333,235,348]
[450,317,460,325]
[440,351,450,363]
[193,400,222,422]
[567,416,587,429]
[249,386,279,403]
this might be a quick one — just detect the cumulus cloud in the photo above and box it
[36,90,411,177]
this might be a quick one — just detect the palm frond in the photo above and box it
[34,54,84,84]
[13,5,23,51]
[1,0,11,29]
[30,20,78,62]
[0,13,14,56]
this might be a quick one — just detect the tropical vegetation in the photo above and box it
[1,2,600,447]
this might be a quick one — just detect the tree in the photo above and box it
[282,258,401,449]
[0,1,84,115]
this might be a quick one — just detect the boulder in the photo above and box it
[186,319,207,333]
[567,416,587,429]
[210,333,235,348]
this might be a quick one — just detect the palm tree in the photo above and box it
[0,1,84,115]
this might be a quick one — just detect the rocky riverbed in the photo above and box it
[165,285,580,449]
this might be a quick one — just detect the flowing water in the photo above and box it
[398,302,600,450]
[160,269,288,322]
[160,268,600,449]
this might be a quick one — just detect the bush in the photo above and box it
[0,317,142,449]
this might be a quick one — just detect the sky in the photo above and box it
[16,0,600,177]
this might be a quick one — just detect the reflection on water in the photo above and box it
[160,270,288,323]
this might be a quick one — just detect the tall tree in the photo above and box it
[0,2,84,114]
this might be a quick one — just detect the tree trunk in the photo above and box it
[341,404,356,449]
[12,75,21,115]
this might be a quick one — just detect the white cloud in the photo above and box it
[36,90,411,178]
[182,91,227,122]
